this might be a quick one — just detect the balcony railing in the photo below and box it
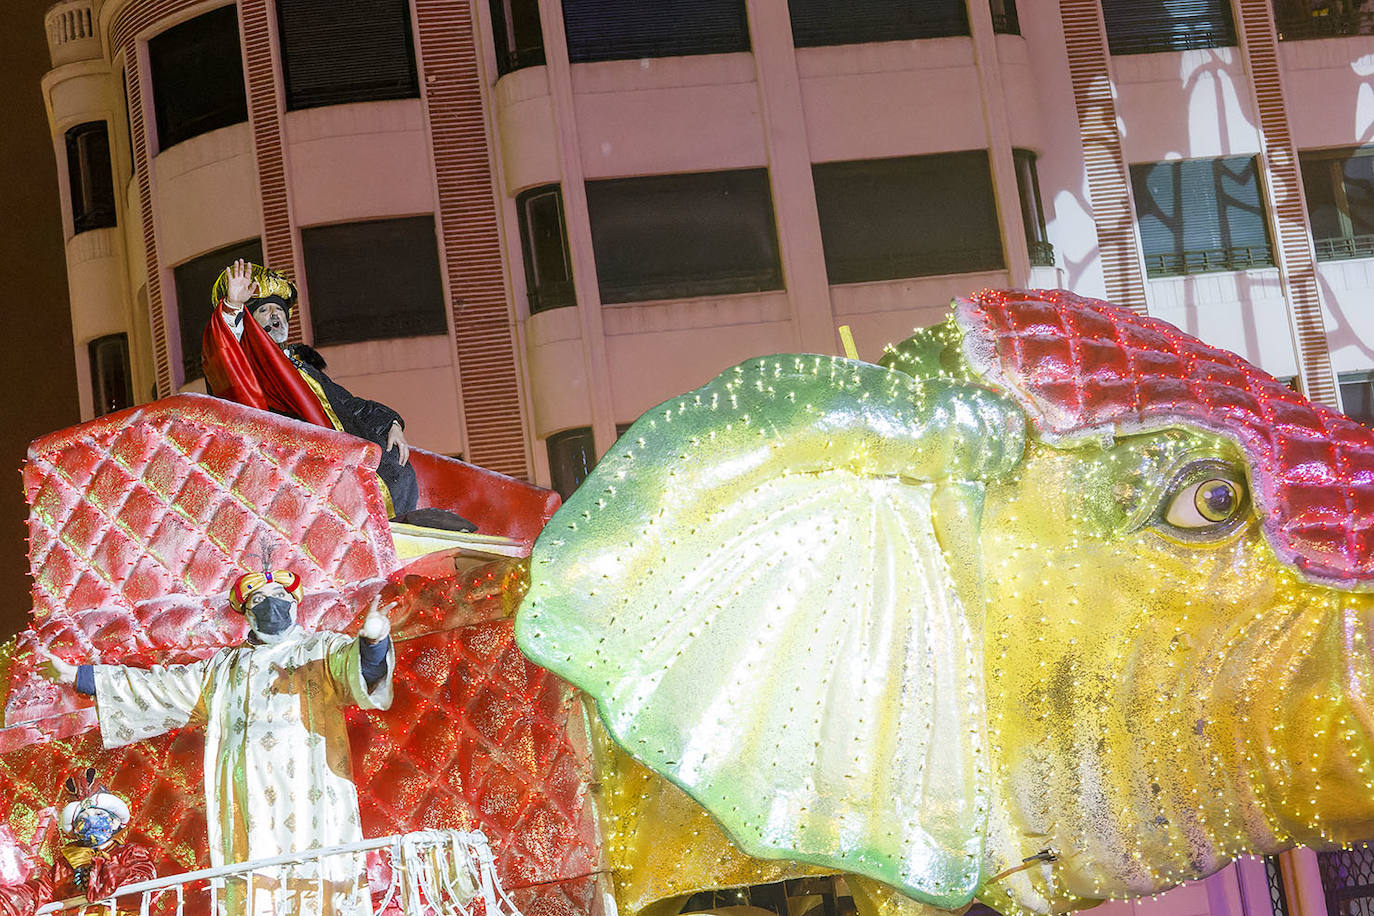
[1028,239,1056,267]
[1143,245,1274,277]
[1315,234,1374,260]
[36,830,522,916]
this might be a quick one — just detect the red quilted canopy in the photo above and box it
[0,395,595,915]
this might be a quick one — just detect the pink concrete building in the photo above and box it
[35,1,1374,912]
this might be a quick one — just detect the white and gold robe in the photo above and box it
[92,630,394,916]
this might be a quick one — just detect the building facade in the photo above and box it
[33,2,1374,910]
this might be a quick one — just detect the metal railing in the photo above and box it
[36,830,523,916]
[1143,244,1274,276]
[1314,234,1374,261]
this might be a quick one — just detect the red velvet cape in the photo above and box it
[201,303,332,429]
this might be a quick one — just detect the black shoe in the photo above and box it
[395,507,478,533]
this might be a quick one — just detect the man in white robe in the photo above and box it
[41,567,395,916]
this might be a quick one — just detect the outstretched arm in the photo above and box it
[358,595,395,691]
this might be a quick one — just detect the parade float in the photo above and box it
[1,288,1373,916]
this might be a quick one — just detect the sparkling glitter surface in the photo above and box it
[519,293,1374,915]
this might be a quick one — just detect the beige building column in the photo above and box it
[536,0,620,457]
[744,0,838,356]
[1279,848,1329,916]
[968,0,1032,287]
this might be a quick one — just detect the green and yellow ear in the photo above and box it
[517,353,1024,909]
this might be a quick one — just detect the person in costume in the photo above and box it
[202,258,460,525]
[0,769,157,916]
[39,562,396,916]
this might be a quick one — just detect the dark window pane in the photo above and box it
[586,169,783,304]
[1275,0,1374,40]
[148,6,248,149]
[1301,149,1374,261]
[1101,0,1237,54]
[1341,374,1374,425]
[1014,149,1053,266]
[547,427,594,499]
[788,0,967,46]
[562,0,750,62]
[173,238,264,384]
[1131,156,1274,277]
[89,334,134,417]
[301,216,448,345]
[1301,156,1345,242]
[1343,155,1374,237]
[518,186,575,314]
[992,0,1021,33]
[491,0,546,73]
[65,122,116,233]
[812,152,1005,284]
[277,0,418,110]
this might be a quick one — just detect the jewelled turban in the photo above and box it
[228,569,303,613]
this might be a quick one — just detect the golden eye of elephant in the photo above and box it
[1156,460,1249,539]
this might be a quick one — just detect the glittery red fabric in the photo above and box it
[956,288,1374,587]
[6,394,398,726]
[0,395,595,915]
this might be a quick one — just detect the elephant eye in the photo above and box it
[1155,462,1249,540]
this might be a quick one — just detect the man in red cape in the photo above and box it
[201,259,428,520]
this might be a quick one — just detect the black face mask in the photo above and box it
[249,596,297,635]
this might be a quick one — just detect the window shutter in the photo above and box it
[562,0,750,62]
[585,170,782,304]
[1101,0,1237,54]
[148,6,248,150]
[788,0,968,47]
[277,0,419,110]
[301,216,448,346]
[812,152,1004,283]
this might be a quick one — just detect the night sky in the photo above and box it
[0,0,82,638]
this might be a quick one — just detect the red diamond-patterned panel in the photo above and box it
[957,288,1374,587]
[7,394,397,726]
[0,620,601,916]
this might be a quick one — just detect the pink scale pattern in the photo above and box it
[957,288,1374,588]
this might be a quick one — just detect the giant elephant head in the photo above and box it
[516,289,1374,916]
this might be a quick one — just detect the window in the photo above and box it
[490,0,545,74]
[148,6,249,150]
[89,334,133,417]
[173,238,264,384]
[301,216,448,345]
[812,152,1005,284]
[1131,157,1274,277]
[562,0,749,62]
[1014,149,1054,267]
[517,186,575,314]
[547,427,594,499]
[1341,371,1374,424]
[1101,0,1237,54]
[991,0,1021,34]
[1275,0,1374,39]
[276,0,418,110]
[788,0,967,46]
[585,170,783,303]
[1301,149,1374,261]
[65,122,116,233]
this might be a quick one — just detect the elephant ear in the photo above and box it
[517,354,1022,910]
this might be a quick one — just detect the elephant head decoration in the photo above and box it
[516,289,1374,916]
